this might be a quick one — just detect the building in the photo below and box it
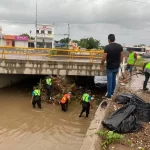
[0,35,28,47]
[36,24,54,48]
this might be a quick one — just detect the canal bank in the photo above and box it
[0,75,105,150]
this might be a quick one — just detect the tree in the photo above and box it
[20,33,34,40]
[78,37,100,49]
[60,38,70,44]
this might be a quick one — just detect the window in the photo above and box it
[48,30,52,34]
[41,30,44,34]
[36,30,39,33]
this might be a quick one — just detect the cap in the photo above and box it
[87,90,91,93]
[68,92,72,94]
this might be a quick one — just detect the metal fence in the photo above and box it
[0,46,104,62]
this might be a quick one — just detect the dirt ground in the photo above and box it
[107,74,150,150]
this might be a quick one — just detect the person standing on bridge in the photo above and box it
[32,86,42,109]
[79,90,93,118]
[45,76,52,103]
[60,92,71,112]
[100,34,123,100]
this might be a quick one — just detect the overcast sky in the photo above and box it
[0,0,150,46]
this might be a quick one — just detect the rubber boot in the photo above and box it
[143,81,148,90]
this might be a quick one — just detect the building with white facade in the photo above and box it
[36,24,54,48]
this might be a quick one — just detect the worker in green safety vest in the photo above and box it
[79,90,94,118]
[123,49,137,82]
[143,62,150,90]
[32,86,42,109]
[45,76,52,103]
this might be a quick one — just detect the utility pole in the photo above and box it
[68,23,70,49]
[35,1,38,48]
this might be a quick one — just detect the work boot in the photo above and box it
[143,88,149,91]
[79,113,82,117]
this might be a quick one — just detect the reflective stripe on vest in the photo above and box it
[145,62,150,69]
[127,52,135,65]
[46,78,52,85]
[60,94,69,104]
[34,89,40,96]
[82,93,89,102]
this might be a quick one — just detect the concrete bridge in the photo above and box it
[0,58,105,76]
[0,47,105,76]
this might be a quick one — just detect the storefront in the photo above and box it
[15,36,28,47]
[4,35,15,46]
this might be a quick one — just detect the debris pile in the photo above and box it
[37,76,83,103]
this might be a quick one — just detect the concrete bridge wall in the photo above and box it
[0,59,105,76]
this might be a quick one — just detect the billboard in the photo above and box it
[15,36,28,41]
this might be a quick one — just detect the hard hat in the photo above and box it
[68,92,72,94]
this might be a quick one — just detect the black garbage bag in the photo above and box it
[134,102,150,122]
[115,93,132,104]
[115,93,150,122]
[102,104,141,133]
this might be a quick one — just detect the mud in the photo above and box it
[0,78,100,150]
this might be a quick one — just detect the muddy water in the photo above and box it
[0,81,98,150]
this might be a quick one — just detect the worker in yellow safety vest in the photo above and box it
[79,90,94,118]
[46,76,52,103]
[32,86,42,109]
[123,49,137,81]
[143,62,150,91]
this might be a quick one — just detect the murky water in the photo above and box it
[0,79,98,150]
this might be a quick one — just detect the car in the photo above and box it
[142,53,150,58]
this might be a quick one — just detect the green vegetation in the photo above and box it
[135,56,145,67]
[60,37,102,49]
[97,130,124,150]
[49,50,57,55]
[20,33,34,40]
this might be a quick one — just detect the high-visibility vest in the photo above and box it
[127,52,135,65]
[34,89,40,96]
[145,62,150,69]
[82,93,89,102]
[46,78,52,85]
[60,94,70,104]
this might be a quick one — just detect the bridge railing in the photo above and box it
[0,46,104,62]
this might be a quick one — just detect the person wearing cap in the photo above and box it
[79,90,93,118]
[60,92,71,112]
[123,49,137,82]
[45,76,52,103]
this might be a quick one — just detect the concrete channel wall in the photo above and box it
[80,72,121,150]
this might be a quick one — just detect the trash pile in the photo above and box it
[37,76,83,103]
[102,93,150,133]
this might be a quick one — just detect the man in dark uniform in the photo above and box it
[45,76,52,103]
[32,86,42,109]
[79,90,93,118]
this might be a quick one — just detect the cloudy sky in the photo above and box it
[0,0,150,46]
